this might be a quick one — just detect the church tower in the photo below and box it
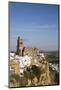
[17,36,24,56]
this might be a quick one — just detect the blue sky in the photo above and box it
[9,2,59,51]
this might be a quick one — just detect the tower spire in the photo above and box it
[16,36,24,56]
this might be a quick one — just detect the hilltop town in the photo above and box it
[9,36,59,87]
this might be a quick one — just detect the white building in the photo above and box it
[10,53,32,76]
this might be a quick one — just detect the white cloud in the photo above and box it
[21,23,58,30]
[35,24,58,29]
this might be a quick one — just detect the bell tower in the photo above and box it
[17,36,24,56]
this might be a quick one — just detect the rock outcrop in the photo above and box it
[9,37,59,87]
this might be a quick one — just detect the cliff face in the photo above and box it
[22,47,53,85]
[10,47,59,87]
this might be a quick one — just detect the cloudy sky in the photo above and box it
[9,2,59,51]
